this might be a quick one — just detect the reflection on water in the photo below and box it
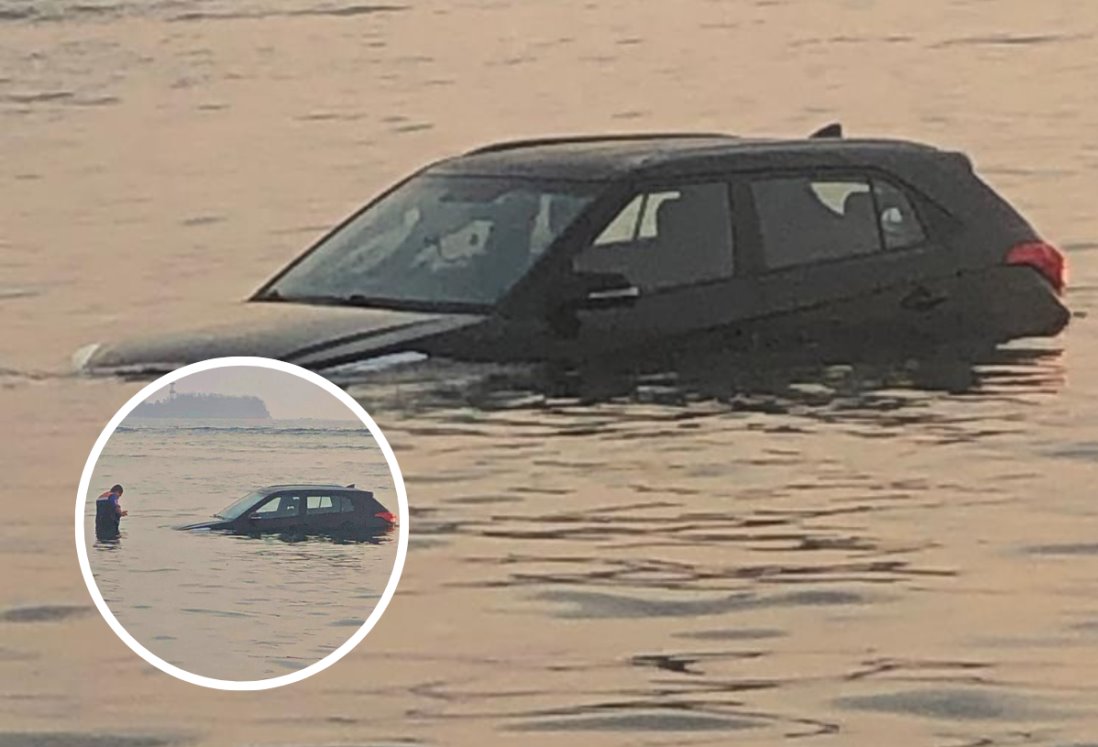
[0,605,93,624]
[226,526,396,545]
[835,687,1063,722]
[319,338,1091,741]
[11,328,1088,743]
[339,343,1067,417]
[0,0,409,24]
[0,734,182,747]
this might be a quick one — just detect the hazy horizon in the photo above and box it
[139,367,361,421]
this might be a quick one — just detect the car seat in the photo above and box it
[841,190,883,254]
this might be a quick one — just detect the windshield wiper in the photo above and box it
[253,292,489,314]
[334,295,487,313]
[291,294,400,309]
[342,294,383,307]
[252,291,365,307]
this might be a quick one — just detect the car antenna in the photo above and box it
[810,122,843,139]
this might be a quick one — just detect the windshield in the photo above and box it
[261,175,598,308]
[216,490,266,521]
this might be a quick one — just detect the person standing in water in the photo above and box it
[95,484,127,540]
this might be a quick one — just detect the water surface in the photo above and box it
[2,0,1098,744]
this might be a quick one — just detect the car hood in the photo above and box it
[174,520,222,531]
[74,301,486,375]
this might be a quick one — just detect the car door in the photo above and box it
[545,179,766,358]
[244,492,301,533]
[743,172,961,352]
[304,492,347,531]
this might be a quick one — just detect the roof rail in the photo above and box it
[465,132,735,156]
[263,482,346,489]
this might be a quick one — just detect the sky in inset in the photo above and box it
[142,367,360,421]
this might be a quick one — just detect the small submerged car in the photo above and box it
[77,124,1069,375]
[176,484,396,535]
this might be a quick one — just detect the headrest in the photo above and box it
[842,190,875,219]
[656,198,693,236]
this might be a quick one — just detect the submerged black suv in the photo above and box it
[175,484,396,535]
[77,125,1069,374]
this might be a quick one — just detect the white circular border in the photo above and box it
[74,356,409,691]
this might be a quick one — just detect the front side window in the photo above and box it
[574,182,734,291]
[262,175,598,308]
[252,495,300,519]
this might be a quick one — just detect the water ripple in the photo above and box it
[0,735,183,747]
[0,604,92,623]
[835,687,1063,722]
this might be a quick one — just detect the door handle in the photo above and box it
[587,286,640,302]
[901,286,947,312]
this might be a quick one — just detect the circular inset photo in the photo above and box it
[75,357,407,690]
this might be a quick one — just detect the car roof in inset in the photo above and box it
[427,131,948,181]
[260,483,366,492]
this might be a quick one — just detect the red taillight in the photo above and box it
[1006,241,1067,294]
[375,511,396,524]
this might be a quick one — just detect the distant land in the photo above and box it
[131,386,271,419]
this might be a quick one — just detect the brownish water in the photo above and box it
[3,1,1098,745]
[85,418,398,682]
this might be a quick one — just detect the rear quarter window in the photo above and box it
[351,492,387,514]
[874,180,926,250]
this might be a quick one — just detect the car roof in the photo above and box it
[427,131,948,182]
[261,483,365,492]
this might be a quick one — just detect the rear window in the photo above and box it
[752,176,927,269]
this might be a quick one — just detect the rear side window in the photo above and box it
[752,177,879,268]
[576,182,734,291]
[306,495,340,515]
[751,176,928,269]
